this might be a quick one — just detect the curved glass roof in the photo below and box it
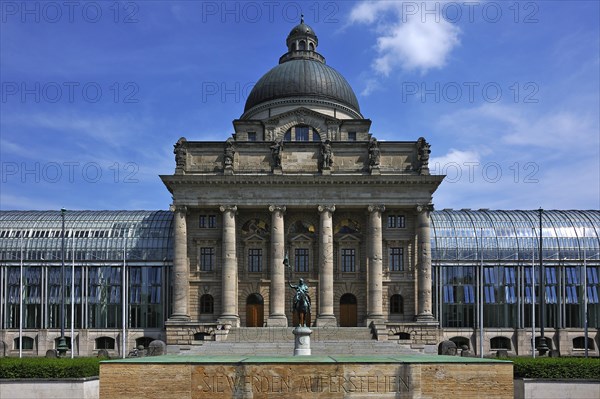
[0,211,173,262]
[1,210,598,263]
[431,210,600,262]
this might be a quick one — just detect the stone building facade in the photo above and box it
[161,20,443,344]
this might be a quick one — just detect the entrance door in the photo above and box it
[339,293,357,327]
[246,293,264,327]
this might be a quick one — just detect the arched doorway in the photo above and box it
[246,293,264,327]
[292,295,312,327]
[339,293,357,327]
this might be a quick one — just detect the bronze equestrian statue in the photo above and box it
[289,278,311,327]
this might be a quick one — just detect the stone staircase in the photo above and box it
[173,327,426,356]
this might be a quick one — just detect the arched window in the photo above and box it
[573,336,595,350]
[283,125,320,142]
[194,332,211,341]
[309,42,315,51]
[95,337,115,350]
[299,40,306,50]
[395,332,411,340]
[390,294,404,314]
[54,336,72,350]
[491,336,512,350]
[14,336,34,350]
[200,294,214,314]
[450,336,470,349]
[136,337,154,349]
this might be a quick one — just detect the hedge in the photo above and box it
[0,357,100,379]
[512,357,600,380]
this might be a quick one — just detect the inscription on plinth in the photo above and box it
[100,358,513,399]
[191,364,414,398]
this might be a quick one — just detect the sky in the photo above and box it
[1,0,599,211]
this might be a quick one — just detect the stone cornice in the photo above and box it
[161,174,445,192]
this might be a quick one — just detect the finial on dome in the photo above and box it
[300,14,304,24]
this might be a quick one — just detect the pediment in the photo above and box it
[337,234,360,242]
[290,233,314,243]
[243,233,267,243]
[265,107,340,126]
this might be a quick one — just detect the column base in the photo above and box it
[315,315,337,327]
[416,313,437,323]
[218,315,240,328]
[266,315,288,327]
[168,314,191,322]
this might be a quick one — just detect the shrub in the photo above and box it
[0,357,100,379]
[513,357,600,380]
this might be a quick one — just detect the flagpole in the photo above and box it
[583,228,588,358]
[19,235,23,359]
[479,228,484,358]
[122,232,127,359]
[71,232,75,358]
[531,228,536,358]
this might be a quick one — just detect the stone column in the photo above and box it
[316,205,336,326]
[367,205,385,323]
[267,205,287,326]
[170,205,190,320]
[416,204,435,321]
[219,205,240,327]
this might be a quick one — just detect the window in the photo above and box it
[573,336,595,350]
[200,294,214,314]
[490,336,512,350]
[295,248,309,272]
[247,132,257,141]
[283,125,319,142]
[348,131,356,141]
[54,337,72,350]
[341,249,355,272]
[248,248,262,272]
[387,215,406,228]
[295,126,309,141]
[390,294,404,314]
[199,215,216,228]
[14,336,34,350]
[389,247,403,271]
[299,40,306,50]
[200,247,215,271]
[95,337,115,350]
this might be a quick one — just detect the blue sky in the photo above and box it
[1,0,598,211]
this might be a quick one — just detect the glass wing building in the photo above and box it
[0,209,597,357]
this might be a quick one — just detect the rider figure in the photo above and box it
[289,278,311,326]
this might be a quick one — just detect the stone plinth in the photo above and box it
[293,326,312,356]
[100,355,513,399]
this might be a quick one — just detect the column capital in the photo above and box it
[268,205,286,214]
[317,205,336,214]
[219,205,238,214]
[169,204,188,214]
[416,203,434,214]
[367,204,385,214]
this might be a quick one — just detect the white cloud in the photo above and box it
[349,1,461,76]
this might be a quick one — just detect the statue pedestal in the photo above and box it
[292,326,312,356]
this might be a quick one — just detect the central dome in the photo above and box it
[244,59,360,113]
[242,20,361,118]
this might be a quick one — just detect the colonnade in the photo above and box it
[169,204,433,326]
